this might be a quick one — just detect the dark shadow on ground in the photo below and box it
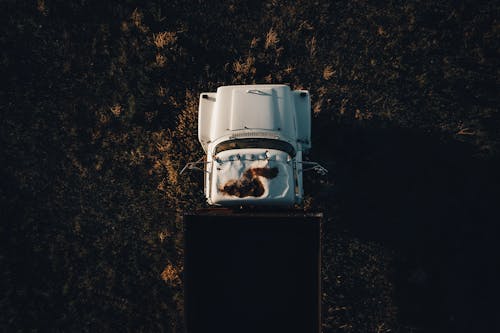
[310,122,499,332]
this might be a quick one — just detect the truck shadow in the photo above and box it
[309,124,499,332]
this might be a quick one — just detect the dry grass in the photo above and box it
[155,53,167,67]
[306,36,317,57]
[109,104,122,117]
[250,37,259,48]
[157,86,167,97]
[153,31,177,48]
[161,264,181,287]
[265,28,279,49]
[233,56,256,76]
[131,8,148,32]
[36,0,47,15]
[323,65,335,80]
[313,99,323,115]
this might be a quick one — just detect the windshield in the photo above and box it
[214,138,296,157]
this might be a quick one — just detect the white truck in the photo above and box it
[183,84,325,206]
[183,85,324,332]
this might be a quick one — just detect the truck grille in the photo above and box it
[229,131,280,139]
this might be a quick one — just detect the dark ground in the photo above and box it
[1,0,499,332]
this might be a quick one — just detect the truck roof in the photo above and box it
[204,85,297,146]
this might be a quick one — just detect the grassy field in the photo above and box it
[1,0,499,332]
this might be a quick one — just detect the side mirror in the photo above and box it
[301,162,328,176]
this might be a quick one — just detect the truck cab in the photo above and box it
[198,85,311,206]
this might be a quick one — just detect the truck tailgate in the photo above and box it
[184,210,321,333]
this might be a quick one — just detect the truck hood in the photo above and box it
[230,88,279,131]
[210,148,295,206]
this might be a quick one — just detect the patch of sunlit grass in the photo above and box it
[161,264,181,287]
[110,104,122,117]
[323,65,335,80]
[156,53,167,67]
[265,28,279,49]
[153,31,177,48]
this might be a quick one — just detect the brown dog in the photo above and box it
[220,167,279,198]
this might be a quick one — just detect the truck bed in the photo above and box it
[183,209,322,333]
